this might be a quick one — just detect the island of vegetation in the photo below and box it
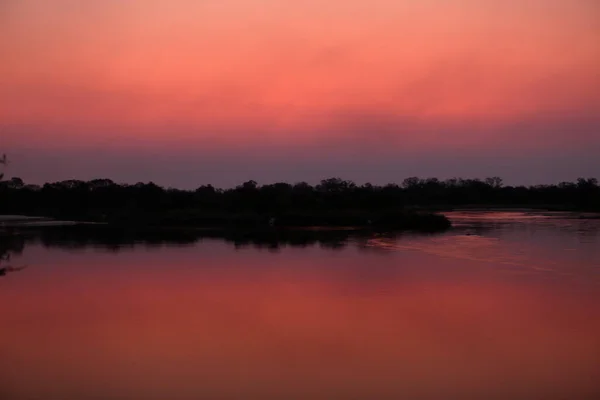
[0,177,451,232]
[1,170,599,232]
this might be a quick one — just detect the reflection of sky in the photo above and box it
[1,212,599,399]
[360,212,600,281]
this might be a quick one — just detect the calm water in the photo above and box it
[1,211,599,400]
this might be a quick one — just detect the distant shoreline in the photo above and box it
[1,177,598,232]
[0,210,452,232]
[3,207,600,234]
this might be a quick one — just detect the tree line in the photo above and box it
[0,176,598,223]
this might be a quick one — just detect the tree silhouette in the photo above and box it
[0,175,598,229]
[0,153,7,181]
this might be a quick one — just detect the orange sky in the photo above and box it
[1,0,599,186]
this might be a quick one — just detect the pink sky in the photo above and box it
[1,0,599,187]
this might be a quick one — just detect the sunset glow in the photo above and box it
[1,0,599,186]
[2,243,599,399]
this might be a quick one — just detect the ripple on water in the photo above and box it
[364,211,600,281]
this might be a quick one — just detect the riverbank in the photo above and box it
[1,210,451,232]
[100,209,452,232]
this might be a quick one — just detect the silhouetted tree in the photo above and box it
[0,176,598,224]
[485,177,503,189]
[0,153,7,181]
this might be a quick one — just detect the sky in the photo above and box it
[1,0,599,188]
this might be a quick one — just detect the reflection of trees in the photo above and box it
[6,225,464,256]
[33,226,200,250]
[0,235,24,260]
[6,213,599,255]
[219,229,353,251]
[11,225,444,253]
[0,234,26,276]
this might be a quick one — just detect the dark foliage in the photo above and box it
[0,176,598,228]
[8,225,428,254]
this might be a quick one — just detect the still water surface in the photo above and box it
[1,211,599,399]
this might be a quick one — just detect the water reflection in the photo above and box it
[0,265,27,277]
[1,212,599,399]
[0,234,26,277]
[447,210,600,239]
[13,226,416,253]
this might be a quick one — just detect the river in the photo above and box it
[1,211,599,399]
